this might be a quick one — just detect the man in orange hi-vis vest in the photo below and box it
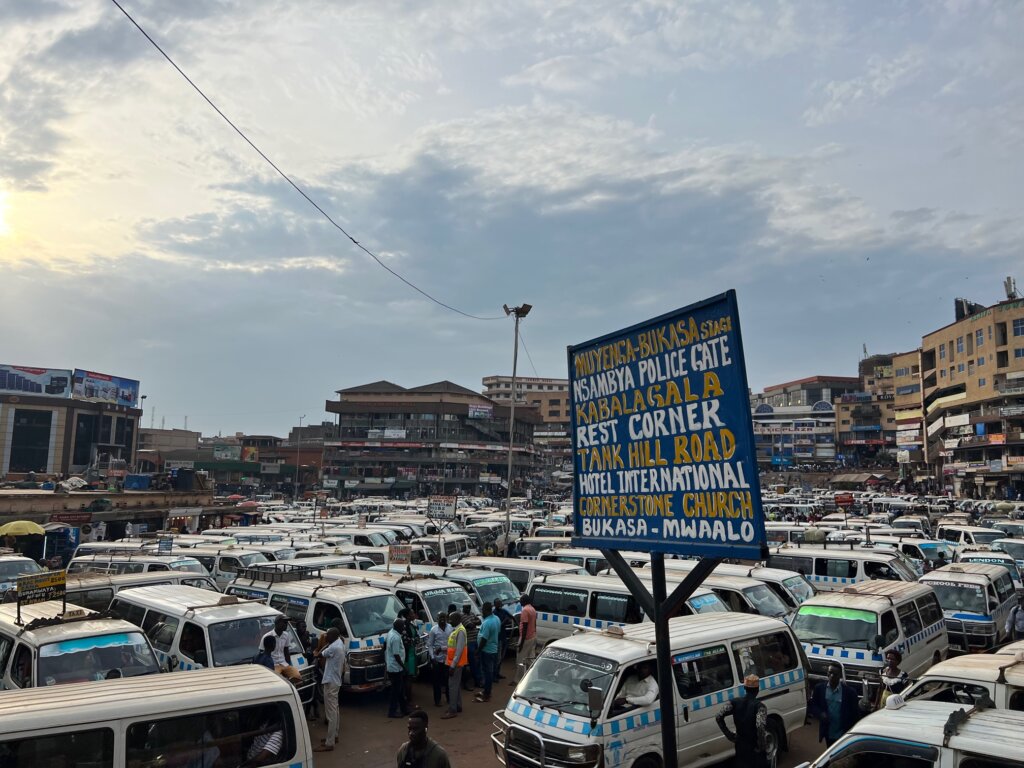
[442,613,468,720]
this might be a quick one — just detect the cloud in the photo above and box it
[804,49,925,126]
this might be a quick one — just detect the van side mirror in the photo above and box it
[168,654,178,672]
[871,634,886,652]
[586,686,603,715]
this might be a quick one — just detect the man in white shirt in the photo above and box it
[613,662,659,710]
[427,613,453,707]
[314,627,345,752]
[261,617,301,683]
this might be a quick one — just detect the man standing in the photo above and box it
[464,611,482,692]
[314,627,345,752]
[514,594,538,684]
[397,710,451,768]
[427,612,453,707]
[261,617,302,683]
[442,614,468,720]
[386,618,409,719]
[810,664,866,746]
[476,603,500,703]
[716,674,769,768]
[1006,601,1024,642]
[492,598,513,679]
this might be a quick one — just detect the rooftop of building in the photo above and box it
[335,379,482,397]
[761,374,860,392]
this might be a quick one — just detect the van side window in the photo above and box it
[146,615,180,654]
[732,631,798,678]
[149,563,170,572]
[769,555,813,576]
[0,728,114,767]
[592,592,643,624]
[825,739,937,768]
[864,562,899,581]
[897,602,923,639]
[994,575,1014,604]
[0,635,12,678]
[673,644,735,699]
[815,559,856,579]
[183,577,218,591]
[915,594,943,627]
[179,622,209,667]
[270,596,309,623]
[220,558,240,574]
[313,601,343,631]
[192,555,216,572]
[110,599,147,627]
[11,644,32,688]
[126,702,295,768]
[495,568,528,592]
[530,587,587,618]
[880,611,899,645]
[70,588,115,611]
[713,589,749,614]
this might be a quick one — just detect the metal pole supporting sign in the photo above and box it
[568,290,767,768]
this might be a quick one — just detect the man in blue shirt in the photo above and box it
[809,663,865,746]
[475,602,501,703]
[386,618,409,718]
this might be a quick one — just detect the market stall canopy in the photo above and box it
[0,520,46,536]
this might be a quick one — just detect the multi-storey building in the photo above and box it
[921,293,1024,497]
[833,354,899,466]
[750,376,859,467]
[482,375,570,471]
[892,350,927,482]
[323,380,539,497]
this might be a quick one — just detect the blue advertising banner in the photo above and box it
[72,369,140,408]
[568,290,766,559]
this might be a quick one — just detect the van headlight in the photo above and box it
[566,745,600,763]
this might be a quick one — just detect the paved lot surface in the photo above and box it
[309,657,824,768]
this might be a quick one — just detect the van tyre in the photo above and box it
[766,717,785,764]
[631,754,661,768]
[932,650,942,666]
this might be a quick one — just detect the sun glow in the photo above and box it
[0,192,9,237]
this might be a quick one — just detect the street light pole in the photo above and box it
[503,303,532,549]
[296,415,305,500]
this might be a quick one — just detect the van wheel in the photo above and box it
[766,717,785,762]
[932,650,942,666]
[631,755,661,768]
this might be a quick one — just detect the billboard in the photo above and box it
[0,365,72,398]
[241,447,259,462]
[212,445,241,461]
[72,369,140,407]
[568,290,766,559]
[260,462,281,474]
[468,403,494,419]
[427,495,458,520]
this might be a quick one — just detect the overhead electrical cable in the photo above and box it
[109,0,503,321]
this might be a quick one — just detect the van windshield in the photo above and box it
[474,576,520,606]
[793,605,877,649]
[209,616,300,666]
[39,631,159,685]
[0,559,42,582]
[516,648,617,718]
[782,576,815,605]
[344,594,404,637]
[927,582,987,615]
[918,542,956,563]
[424,587,471,619]
[994,540,1024,561]
[688,593,728,614]
[743,585,790,617]
[971,531,1003,546]
[169,560,206,574]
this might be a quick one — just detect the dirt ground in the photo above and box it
[308,656,824,768]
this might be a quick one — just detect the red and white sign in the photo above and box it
[835,493,855,507]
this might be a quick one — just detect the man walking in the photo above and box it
[716,674,769,768]
[810,664,866,746]
[442,614,468,719]
[476,603,500,703]
[427,612,453,707]
[314,627,345,752]
[387,618,410,719]
[397,710,451,768]
[514,594,538,684]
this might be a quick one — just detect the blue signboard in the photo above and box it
[72,369,140,408]
[568,290,766,559]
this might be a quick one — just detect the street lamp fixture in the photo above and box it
[296,415,305,498]
[503,303,532,547]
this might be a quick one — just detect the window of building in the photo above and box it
[841,419,850,424]
[978,355,985,366]
[1014,318,1024,337]
[9,408,53,473]
[958,363,965,373]
[939,344,946,360]
[1015,348,1024,359]
[975,329,983,348]
[979,378,986,387]
[940,369,946,378]
[968,361,975,375]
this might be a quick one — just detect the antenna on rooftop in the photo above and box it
[1005,276,1019,300]
[862,343,868,359]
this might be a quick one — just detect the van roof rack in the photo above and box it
[235,563,325,585]
[20,608,116,635]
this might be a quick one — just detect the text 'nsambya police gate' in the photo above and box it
[568,290,767,560]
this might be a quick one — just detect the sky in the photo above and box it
[1,0,1022,437]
